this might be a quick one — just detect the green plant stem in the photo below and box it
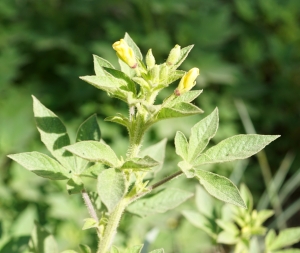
[97,198,129,253]
[128,113,145,158]
[82,189,99,223]
[129,170,183,203]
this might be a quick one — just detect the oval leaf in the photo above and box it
[193,134,280,166]
[127,188,193,217]
[194,169,246,208]
[65,141,120,167]
[121,156,159,171]
[8,152,70,180]
[97,168,126,213]
[175,131,189,160]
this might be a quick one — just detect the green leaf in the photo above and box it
[216,220,239,234]
[103,67,136,95]
[157,102,203,120]
[182,210,217,239]
[175,131,189,160]
[80,163,105,179]
[127,188,193,217]
[121,156,159,171]
[124,244,143,253]
[32,95,74,171]
[124,33,142,60]
[265,229,276,248]
[8,152,70,180]
[217,231,238,245]
[66,176,84,195]
[80,75,131,103]
[82,218,98,230]
[165,90,203,107]
[76,114,101,143]
[105,114,129,128]
[269,228,300,251]
[79,244,92,253]
[149,250,164,253]
[61,251,78,253]
[93,54,115,76]
[272,249,300,253]
[76,114,101,172]
[97,168,126,213]
[79,75,123,93]
[65,141,120,167]
[28,222,59,253]
[139,138,167,175]
[109,246,120,253]
[194,169,246,208]
[193,134,280,166]
[195,185,214,218]
[188,108,219,162]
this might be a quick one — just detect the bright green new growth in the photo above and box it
[8,33,279,253]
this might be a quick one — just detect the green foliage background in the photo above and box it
[0,0,299,252]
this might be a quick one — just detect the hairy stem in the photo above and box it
[82,189,99,223]
[130,170,183,203]
[97,198,129,253]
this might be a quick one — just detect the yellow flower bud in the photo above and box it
[174,68,200,96]
[167,44,181,65]
[146,49,155,70]
[112,39,137,68]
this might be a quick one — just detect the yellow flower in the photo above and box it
[112,39,137,68]
[175,68,200,96]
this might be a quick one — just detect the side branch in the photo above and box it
[82,189,99,223]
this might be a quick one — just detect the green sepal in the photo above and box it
[121,156,159,171]
[93,54,115,76]
[8,152,71,180]
[194,169,246,208]
[66,176,84,195]
[156,102,203,121]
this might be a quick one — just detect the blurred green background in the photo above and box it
[0,0,300,252]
